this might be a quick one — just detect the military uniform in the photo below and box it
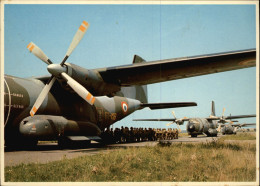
[114,128,121,143]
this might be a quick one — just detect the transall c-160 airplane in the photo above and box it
[134,101,256,137]
[3,21,256,148]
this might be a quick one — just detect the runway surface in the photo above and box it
[5,135,219,167]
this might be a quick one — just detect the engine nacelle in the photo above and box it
[66,63,120,96]
[19,115,101,140]
[207,128,218,136]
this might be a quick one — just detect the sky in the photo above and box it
[3,3,257,130]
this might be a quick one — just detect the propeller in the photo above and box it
[217,123,222,132]
[218,108,233,124]
[217,110,235,132]
[28,21,95,117]
[219,108,226,123]
[166,111,185,132]
[217,108,225,132]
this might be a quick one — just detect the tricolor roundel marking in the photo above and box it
[121,102,128,113]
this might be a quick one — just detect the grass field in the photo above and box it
[5,133,256,182]
[220,132,256,141]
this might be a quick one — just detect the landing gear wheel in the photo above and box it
[58,137,68,148]
[5,139,38,150]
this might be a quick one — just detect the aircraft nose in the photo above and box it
[188,123,195,132]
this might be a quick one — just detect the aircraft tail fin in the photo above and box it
[211,101,216,116]
[132,55,146,64]
[118,55,148,103]
[133,55,147,103]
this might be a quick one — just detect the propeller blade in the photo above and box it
[61,72,95,105]
[228,120,233,124]
[222,108,226,117]
[171,110,177,119]
[217,124,222,132]
[166,122,174,126]
[61,21,89,65]
[27,42,53,65]
[30,77,56,117]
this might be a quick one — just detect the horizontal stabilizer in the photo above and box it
[133,118,176,122]
[133,118,189,122]
[140,102,197,110]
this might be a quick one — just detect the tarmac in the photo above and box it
[5,135,219,167]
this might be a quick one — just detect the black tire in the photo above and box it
[5,139,38,150]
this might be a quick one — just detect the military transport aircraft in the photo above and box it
[133,101,256,137]
[219,122,256,135]
[4,21,256,148]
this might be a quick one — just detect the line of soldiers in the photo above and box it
[101,127,179,144]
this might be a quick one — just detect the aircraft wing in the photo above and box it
[225,114,256,120]
[97,49,256,86]
[206,114,256,121]
[231,123,256,127]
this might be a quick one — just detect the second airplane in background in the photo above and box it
[219,122,256,135]
[133,101,256,137]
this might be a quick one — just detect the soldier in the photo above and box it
[147,128,151,141]
[141,128,145,141]
[108,128,114,143]
[171,128,175,140]
[136,128,141,142]
[102,127,110,144]
[130,127,134,142]
[143,128,146,141]
[114,128,121,143]
[170,128,174,140]
[125,127,130,142]
[120,126,125,143]
[167,128,170,140]
[162,128,167,140]
[156,128,162,141]
[174,128,179,139]
[171,128,174,140]
[133,128,138,142]
[152,128,157,141]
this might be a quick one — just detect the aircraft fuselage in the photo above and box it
[4,75,141,146]
[186,118,218,137]
[221,125,237,135]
